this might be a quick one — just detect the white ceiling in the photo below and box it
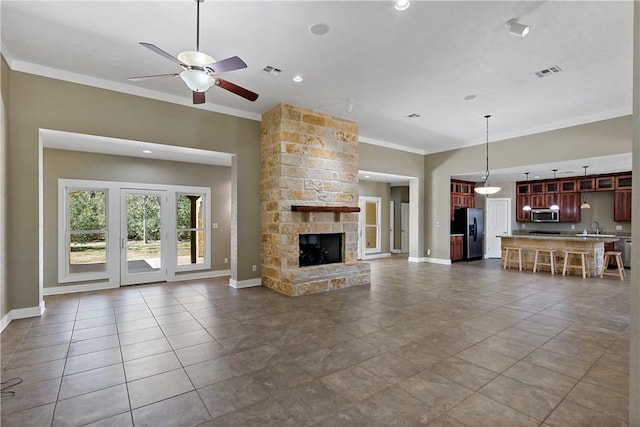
[1,1,634,178]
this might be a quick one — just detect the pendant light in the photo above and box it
[474,115,501,195]
[522,172,531,211]
[550,169,560,211]
[580,166,591,209]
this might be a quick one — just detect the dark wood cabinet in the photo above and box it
[560,179,577,193]
[614,190,632,222]
[578,177,595,191]
[559,192,580,223]
[450,235,463,261]
[450,179,475,219]
[530,194,554,209]
[616,175,632,189]
[545,181,558,193]
[530,182,545,194]
[596,176,614,191]
[604,242,617,268]
[517,183,530,195]
[516,196,530,222]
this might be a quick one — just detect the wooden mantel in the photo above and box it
[291,205,360,213]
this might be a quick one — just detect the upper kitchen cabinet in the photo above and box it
[559,179,577,193]
[595,176,614,191]
[616,174,632,189]
[450,179,475,219]
[578,177,595,191]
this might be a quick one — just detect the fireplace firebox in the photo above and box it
[299,233,343,267]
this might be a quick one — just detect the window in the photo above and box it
[61,188,109,282]
[176,193,209,270]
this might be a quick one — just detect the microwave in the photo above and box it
[530,209,559,223]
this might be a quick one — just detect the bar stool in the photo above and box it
[503,247,523,271]
[601,251,626,281]
[533,248,556,275]
[562,250,589,278]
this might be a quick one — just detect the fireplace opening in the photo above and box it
[299,233,343,267]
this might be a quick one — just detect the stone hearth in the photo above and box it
[260,103,370,296]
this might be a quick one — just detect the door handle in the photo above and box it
[121,237,125,249]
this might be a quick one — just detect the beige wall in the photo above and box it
[1,57,9,321]
[359,180,391,253]
[425,116,633,260]
[43,149,232,287]
[358,143,425,258]
[6,68,261,312]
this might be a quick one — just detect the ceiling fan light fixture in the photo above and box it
[506,18,530,38]
[178,50,215,66]
[394,0,410,11]
[180,70,215,92]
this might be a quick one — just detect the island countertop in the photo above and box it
[499,235,616,276]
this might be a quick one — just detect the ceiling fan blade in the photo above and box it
[215,79,259,102]
[205,56,247,74]
[139,42,187,68]
[128,73,179,82]
[193,91,206,104]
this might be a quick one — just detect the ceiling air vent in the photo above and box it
[262,66,282,76]
[535,65,563,78]
[405,113,421,119]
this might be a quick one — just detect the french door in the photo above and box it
[121,189,168,285]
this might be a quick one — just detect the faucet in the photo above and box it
[590,221,601,235]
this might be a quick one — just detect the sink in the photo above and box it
[575,234,617,238]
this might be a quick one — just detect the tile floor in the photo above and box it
[0,257,630,426]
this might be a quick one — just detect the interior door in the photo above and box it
[486,198,511,258]
[389,201,395,253]
[401,202,409,253]
[121,189,167,285]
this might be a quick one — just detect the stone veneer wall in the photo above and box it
[261,103,370,296]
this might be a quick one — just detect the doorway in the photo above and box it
[121,189,167,285]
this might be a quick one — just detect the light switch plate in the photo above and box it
[212,223,219,229]
[571,224,575,229]
[616,225,622,230]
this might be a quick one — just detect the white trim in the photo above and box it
[44,281,119,296]
[409,256,452,265]
[10,60,261,122]
[229,278,262,289]
[1,304,46,332]
[359,136,428,155]
[171,269,231,282]
[364,253,392,260]
[391,249,403,254]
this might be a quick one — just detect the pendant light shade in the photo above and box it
[474,115,501,195]
[522,172,531,211]
[549,169,560,211]
[580,165,591,209]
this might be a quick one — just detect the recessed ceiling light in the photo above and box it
[394,0,410,11]
[464,94,477,101]
[292,75,303,83]
[309,23,330,36]
[142,149,153,154]
[534,175,540,179]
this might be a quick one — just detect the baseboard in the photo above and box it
[391,249,402,254]
[0,303,45,332]
[363,253,392,260]
[171,269,231,282]
[44,281,118,295]
[408,256,452,265]
[229,278,262,289]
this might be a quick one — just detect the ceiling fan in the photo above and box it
[128,0,258,104]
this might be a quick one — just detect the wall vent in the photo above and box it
[405,113,421,119]
[535,65,563,78]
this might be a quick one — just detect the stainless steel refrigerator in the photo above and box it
[452,208,484,261]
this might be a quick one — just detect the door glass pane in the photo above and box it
[365,227,377,248]
[177,194,206,266]
[67,189,108,276]
[126,194,161,274]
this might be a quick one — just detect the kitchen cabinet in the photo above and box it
[530,194,554,209]
[596,176,614,191]
[545,181,558,193]
[517,183,530,195]
[559,192,580,223]
[560,179,577,193]
[604,242,616,268]
[450,179,475,219]
[450,235,463,261]
[614,190,632,222]
[530,182,545,194]
[578,177,595,191]
[516,196,530,222]
[616,175,632,189]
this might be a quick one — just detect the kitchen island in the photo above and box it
[499,234,619,276]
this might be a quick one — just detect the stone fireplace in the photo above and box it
[260,103,371,296]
